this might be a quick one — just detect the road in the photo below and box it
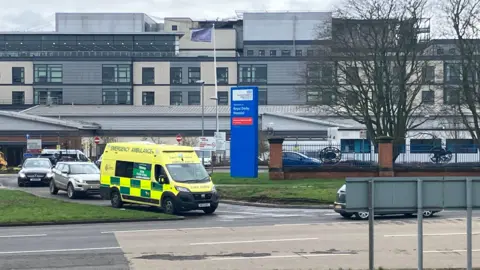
[1,174,480,269]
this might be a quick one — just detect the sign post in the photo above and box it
[176,134,182,144]
[230,86,259,178]
[94,136,100,144]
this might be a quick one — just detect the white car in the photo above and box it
[50,162,101,199]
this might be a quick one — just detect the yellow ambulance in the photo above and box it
[99,141,219,215]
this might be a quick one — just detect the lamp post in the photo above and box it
[196,80,205,166]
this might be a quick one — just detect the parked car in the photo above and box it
[333,184,441,220]
[282,151,321,167]
[50,162,101,199]
[17,158,54,187]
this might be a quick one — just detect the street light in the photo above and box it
[210,95,219,172]
[196,80,205,165]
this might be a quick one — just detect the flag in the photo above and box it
[190,27,212,42]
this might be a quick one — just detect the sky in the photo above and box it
[0,0,336,31]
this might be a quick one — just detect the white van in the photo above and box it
[41,149,90,162]
[194,147,212,166]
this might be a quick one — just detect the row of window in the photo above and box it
[9,88,269,106]
[340,139,479,154]
[245,49,318,57]
[306,89,468,105]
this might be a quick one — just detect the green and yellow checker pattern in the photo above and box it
[103,176,164,203]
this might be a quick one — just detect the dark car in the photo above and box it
[17,158,54,187]
[282,151,321,167]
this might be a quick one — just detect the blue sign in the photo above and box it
[230,86,259,178]
[23,153,33,159]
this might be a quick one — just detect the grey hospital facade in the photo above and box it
[0,11,476,165]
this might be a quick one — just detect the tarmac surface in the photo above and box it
[1,174,480,269]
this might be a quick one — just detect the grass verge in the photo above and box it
[211,172,344,205]
[0,190,177,225]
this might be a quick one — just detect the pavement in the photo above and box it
[1,174,480,269]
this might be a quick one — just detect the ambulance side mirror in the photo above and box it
[159,175,168,184]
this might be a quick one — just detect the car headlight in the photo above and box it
[46,172,54,178]
[71,178,83,184]
[175,186,190,192]
[19,172,26,178]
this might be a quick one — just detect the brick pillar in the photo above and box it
[377,136,394,177]
[268,137,285,180]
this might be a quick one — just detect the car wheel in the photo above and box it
[203,206,217,214]
[17,179,24,187]
[110,190,123,208]
[340,213,353,219]
[67,183,77,199]
[162,197,176,215]
[422,210,434,217]
[354,212,370,220]
[49,180,59,195]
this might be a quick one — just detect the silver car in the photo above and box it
[50,162,101,199]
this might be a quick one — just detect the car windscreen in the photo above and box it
[166,163,210,183]
[23,159,51,168]
[69,164,100,174]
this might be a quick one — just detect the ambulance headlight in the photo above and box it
[175,186,190,192]
[211,185,217,193]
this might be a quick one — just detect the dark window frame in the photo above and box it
[217,91,228,105]
[216,67,228,85]
[102,64,131,84]
[142,67,155,84]
[11,91,25,105]
[246,50,254,56]
[101,88,132,105]
[187,67,201,84]
[12,67,25,84]
[170,67,182,84]
[187,91,201,105]
[269,50,277,56]
[281,50,291,56]
[34,64,63,83]
[421,90,435,104]
[142,91,155,105]
[170,91,183,105]
[238,64,267,84]
[33,89,63,105]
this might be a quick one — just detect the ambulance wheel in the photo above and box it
[162,197,176,215]
[203,206,217,214]
[110,190,123,208]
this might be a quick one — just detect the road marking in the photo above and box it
[273,223,315,227]
[324,213,340,216]
[210,253,352,261]
[101,227,224,234]
[425,249,480,254]
[0,234,47,238]
[385,232,480,237]
[190,237,318,246]
[0,247,121,255]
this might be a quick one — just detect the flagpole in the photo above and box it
[213,23,219,135]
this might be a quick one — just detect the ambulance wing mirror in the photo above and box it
[158,175,169,184]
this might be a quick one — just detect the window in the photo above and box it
[422,66,435,83]
[341,139,371,153]
[102,64,131,83]
[11,91,24,105]
[444,87,463,105]
[34,64,62,83]
[281,50,291,56]
[437,48,444,55]
[269,50,277,56]
[410,139,441,153]
[449,48,456,54]
[217,91,228,105]
[445,63,461,83]
[188,67,200,84]
[172,25,178,31]
[188,91,201,105]
[307,50,314,56]
[115,161,134,178]
[34,89,63,105]
[170,67,182,84]
[102,89,132,105]
[259,50,265,56]
[170,91,182,105]
[258,86,268,105]
[142,91,155,105]
[216,67,228,84]
[421,90,434,104]
[12,67,24,84]
[246,50,254,56]
[345,67,360,85]
[142,67,155,84]
[295,50,302,56]
[239,64,267,84]
[307,64,333,84]
[446,139,477,153]
[307,90,335,105]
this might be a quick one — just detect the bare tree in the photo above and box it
[180,137,198,147]
[299,0,437,161]
[142,137,166,144]
[258,130,269,160]
[441,0,480,147]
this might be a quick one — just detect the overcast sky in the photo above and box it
[0,0,336,31]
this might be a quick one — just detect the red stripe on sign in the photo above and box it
[232,117,253,125]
